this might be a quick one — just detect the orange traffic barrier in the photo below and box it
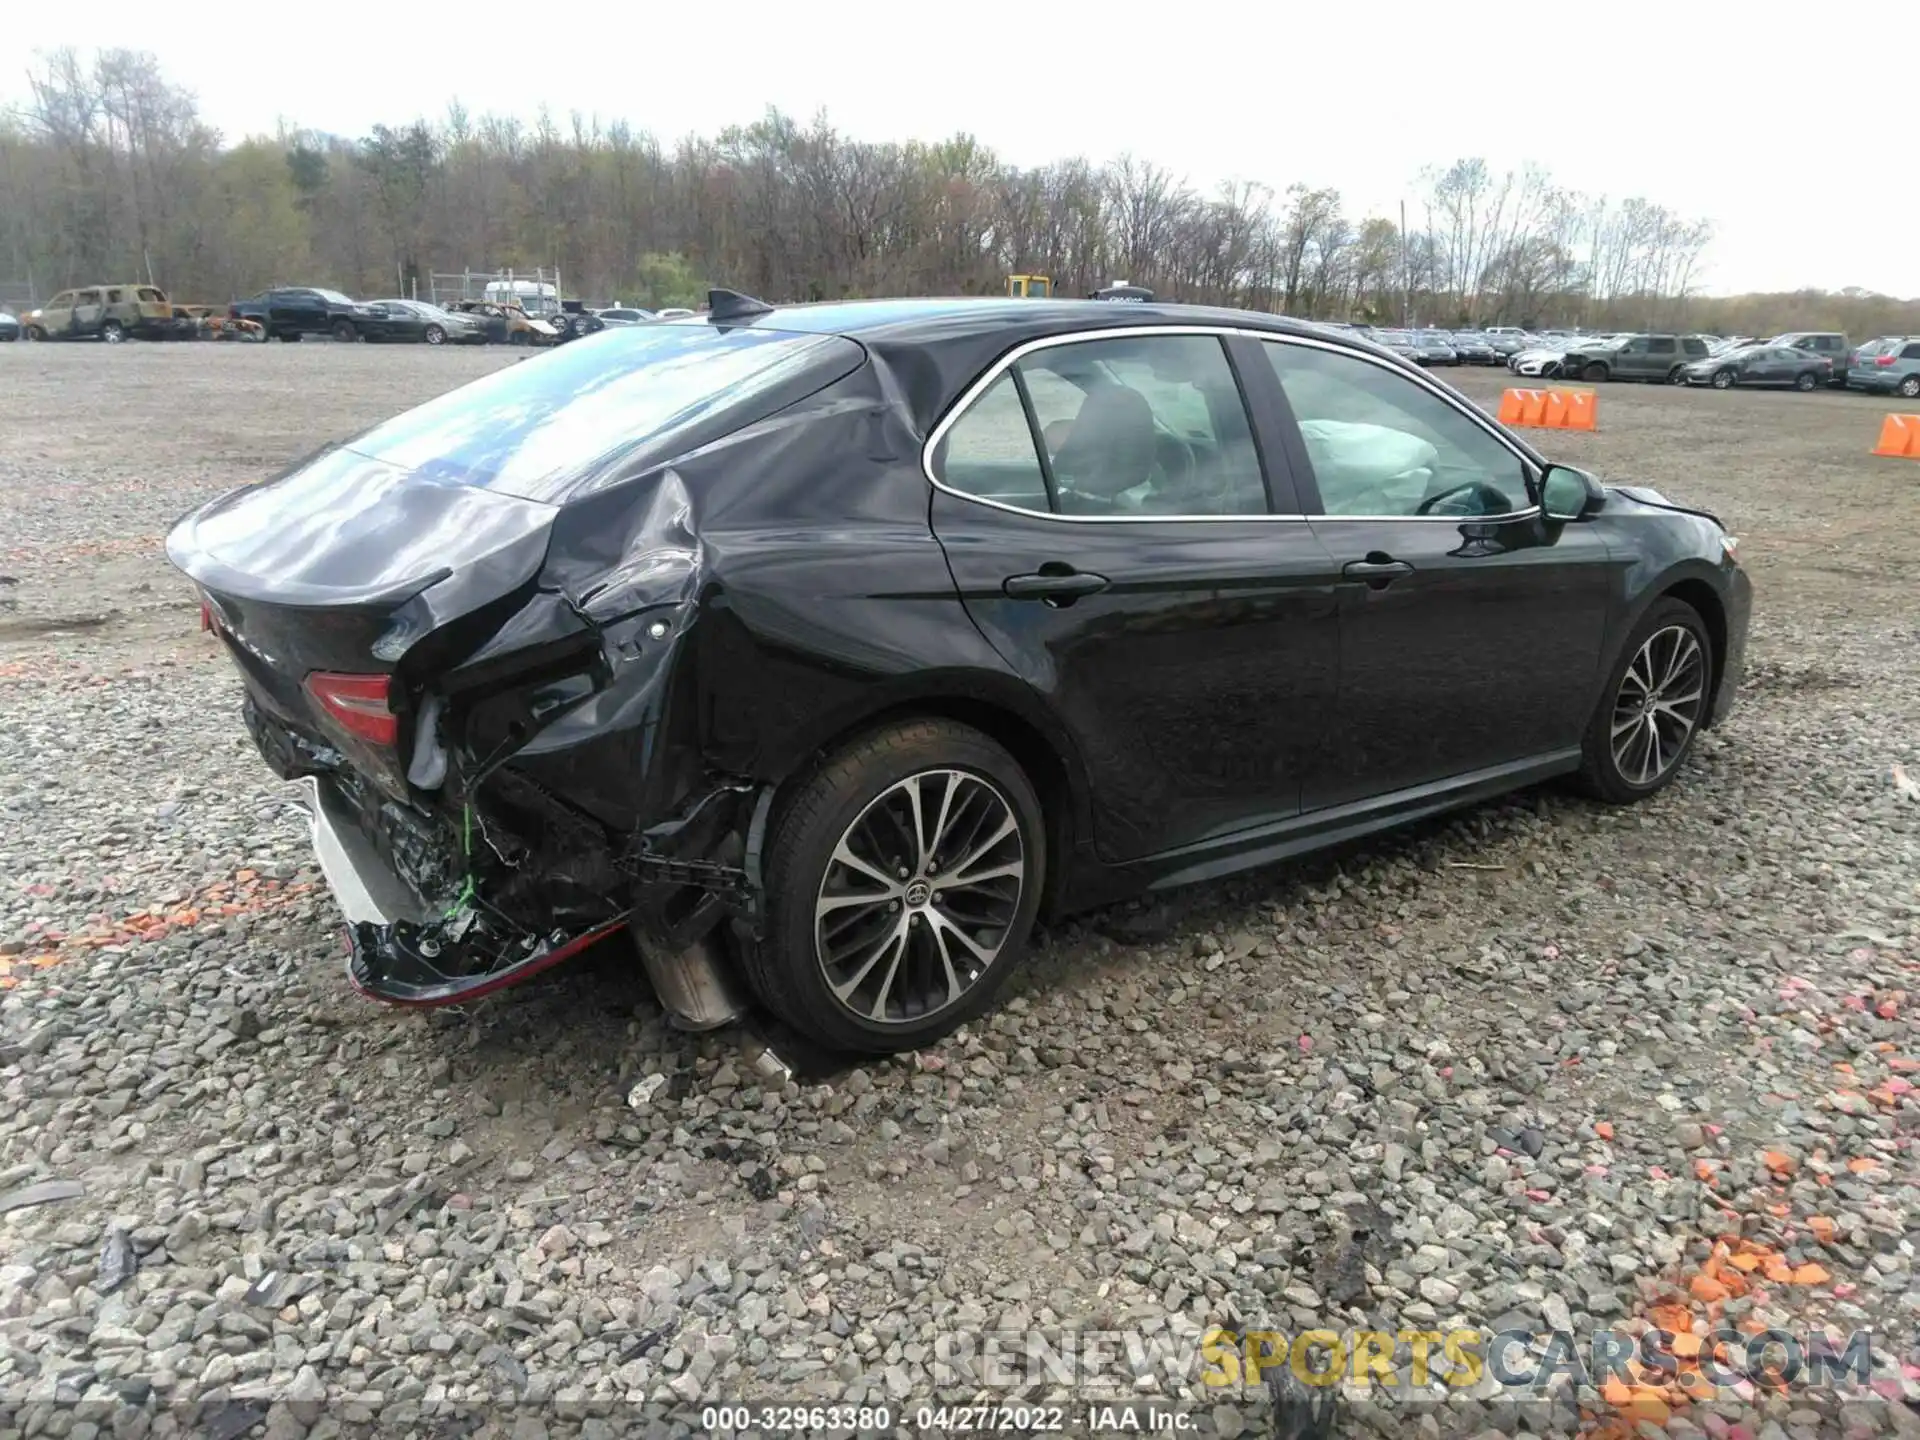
[1497,386,1598,432]
[1872,413,1920,459]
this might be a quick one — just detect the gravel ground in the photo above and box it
[0,343,1916,1440]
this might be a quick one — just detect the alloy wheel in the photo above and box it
[1610,625,1706,787]
[1901,377,1920,399]
[814,768,1024,1027]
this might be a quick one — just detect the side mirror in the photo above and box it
[1540,464,1603,522]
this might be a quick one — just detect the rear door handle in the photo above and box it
[1341,558,1414,585]
[1003,568,1111,603]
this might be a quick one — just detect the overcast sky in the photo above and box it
[9,2,1915,298]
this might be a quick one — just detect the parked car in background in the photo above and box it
[365,300,487,346]
[1447,331,1498,365]
[553,300,606,344]
[1847,338,1920,398]
[1412,330,1460,365]
[1684,345,1832,391]
[656,307,698,320]
[1485,331,1532,359]
[1373,329,1425,363]
[231,287,387,343]
[1562,333,1709,384]
[166,293,1751,1052]
[19,284,175,342]
[0,310,17,342]
[597,307,656,326]
[1769,332,1849,387]
[445,299,558,346]
[1510,340,1570,378]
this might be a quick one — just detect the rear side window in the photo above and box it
[1649,337,1675,355]
[1904,344,1920,361]
[346,324,863,501]
[934,334,1267,517]
[1682,339,1707,358]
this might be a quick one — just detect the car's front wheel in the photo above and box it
[424,324,445,345]
[1582,361,1609,382]
[746,718,1046,1055]
[1711,369,1735,389]
[331,319,357,342]
[1576,598,1713,804]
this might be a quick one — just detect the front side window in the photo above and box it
[933,334,1267,517]
[76,290,101,304]
[1262,341,1531,518]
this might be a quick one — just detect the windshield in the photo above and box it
[341,323,862,500]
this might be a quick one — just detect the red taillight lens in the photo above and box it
[199,599,212,632]
[1876,354,1897,367]
[304,672,397,746]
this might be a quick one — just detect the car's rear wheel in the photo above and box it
[1582,361,1609,382]
[745,718,1046,1055]
[1575,598,1713,804]
[1794,371,1817,392]
[1666,365,1687,384]
[1900,375,1920,399]
[1711,369,1735,390]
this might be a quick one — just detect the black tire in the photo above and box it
[100,319,126,344]
[1582,361,1609,382]
[424,324,445,345]
[1711,370,1735,390]
[279,330,300,343]
[1899,375,1920,399]
[1666,365,1687,385]
[741,717,1047,1055]
[1794,371,1817,392]
[330,319,357,343]
[1574,597,1714,805]
[23,325,45,342]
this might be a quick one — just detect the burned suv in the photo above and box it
[169,292,1752,1054]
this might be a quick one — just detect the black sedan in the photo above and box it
[1446,331,1499,365]
[166,292,1753,1054]
[1684,345,1832,391]
[364,300,487,345]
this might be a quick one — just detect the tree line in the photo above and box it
[3,48,1917,338]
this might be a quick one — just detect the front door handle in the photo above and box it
[1003,567,1111,604]
[1342,558,1414,587]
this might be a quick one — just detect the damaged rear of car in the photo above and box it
[169,312,873,1018]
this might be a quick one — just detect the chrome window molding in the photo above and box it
[920,324,1544,526]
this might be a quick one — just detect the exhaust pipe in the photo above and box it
[633,934,751,1031]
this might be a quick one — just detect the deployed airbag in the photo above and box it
[1297,419,1438,515]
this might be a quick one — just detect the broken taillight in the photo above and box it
[304,672,398,746]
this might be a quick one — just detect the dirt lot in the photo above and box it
[0,343,1915,1439]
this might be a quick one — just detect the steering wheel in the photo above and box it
[1415,481,1512,517]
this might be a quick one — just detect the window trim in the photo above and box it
[921,324,1542,524]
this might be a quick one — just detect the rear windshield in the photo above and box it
[342,323,861,500]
